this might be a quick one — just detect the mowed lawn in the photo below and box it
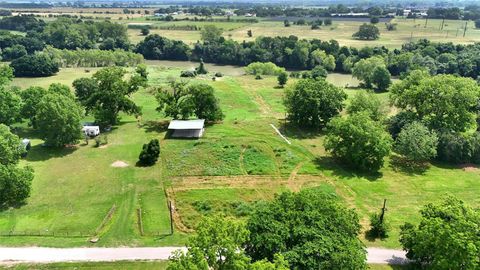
[3,63,480,249]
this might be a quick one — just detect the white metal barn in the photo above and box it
[168,119,205,138]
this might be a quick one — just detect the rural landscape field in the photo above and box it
[0,1,479,269]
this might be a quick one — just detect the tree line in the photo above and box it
[167,189,480,269]
[284,70,480,172]
[0,16,129,51]
[135,28,480,81]
[43,47,144,68]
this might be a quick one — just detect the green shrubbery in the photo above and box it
[245,62,286,76]
[138,139,160,166]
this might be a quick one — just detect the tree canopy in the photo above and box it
[390,70,480,132]
[0,124,33,208]
[168,216,247,270]
[200,25,223,43]
[10,54,59,77]
[246,189,366,270]
[352,56,388,89]
[0,124,24,165]
[346,91,385,121]
[325,113,393,171]
[283,79,346,128]
[156,81,224,122]
[73,66,147,127]
[0,65,19,126]
[135,34,190,61]
[352,24,380,40]
[35,92,83,147]
[395,122,438,162]
[400,196,480,269]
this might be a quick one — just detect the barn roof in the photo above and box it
[168,119,205,130]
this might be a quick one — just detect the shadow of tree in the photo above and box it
[313,156,383,181]
[389,155,429,176]
[364,229,389,242]
[278,121,324,140]
[25,144,77,162]
[141,120,170,133]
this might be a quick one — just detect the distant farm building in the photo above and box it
[168,119,205,138]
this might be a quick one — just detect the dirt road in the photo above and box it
[0,247,408,265]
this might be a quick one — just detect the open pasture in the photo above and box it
[3,62,480,249]
[226,18,480,48]
[127,16,480,49]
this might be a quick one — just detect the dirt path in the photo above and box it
[0,247,409,265]
[287,162,304,192]
[239,146,247,175]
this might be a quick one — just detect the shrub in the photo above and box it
[138,139,160,166]
[370,17,380,24]
[368,212,389,238]
[140,27,149,36]
[277,72,288,87]
[386,23,397,31]
[94,134,108,147]
[310,65,328,80]
[475,19,480,29]
[255,74,262,80]
[180,70,197,77]
[245,62,286,76]
[195,58,208,74]
[214,72,223,77]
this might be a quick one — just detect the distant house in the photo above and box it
[82,126,100,137]
[168,119,205,138]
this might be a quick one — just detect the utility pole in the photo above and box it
[424,16,428,28]
[440,17,445,30]
[463,21,468,37]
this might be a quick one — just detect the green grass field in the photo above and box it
[2,61,479,249]
[125,17,480,49]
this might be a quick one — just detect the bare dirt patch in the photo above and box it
[461,164,480,172]
[111,161,129,168]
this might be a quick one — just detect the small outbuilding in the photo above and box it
[168,119,205,138]
[20,139,31,157]
[82,126,100,137]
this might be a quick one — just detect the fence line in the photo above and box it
[137,208,144,236]
[0,230,92,238]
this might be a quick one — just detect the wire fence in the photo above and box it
[0,231,93,238]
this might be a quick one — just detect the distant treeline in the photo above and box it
[0,16,129,50]
[43,47,144,68]
[135,33,480,79]
[154,4,396,18]
[145,16,258,23]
